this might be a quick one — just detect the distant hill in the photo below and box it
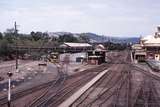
[81,33,139,44]
[48,32,139,44]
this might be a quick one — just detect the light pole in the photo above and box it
[14,21,19,72]
[7,72,13,107]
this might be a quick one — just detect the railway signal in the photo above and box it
[7,72,13,107]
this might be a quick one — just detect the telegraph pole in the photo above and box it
[7,72,13,107]
[15,22,19,72]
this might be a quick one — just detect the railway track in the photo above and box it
[29,71,98,107]
[72,69,114,107]
[56,51,132,107]
[50,51,160,107]
[29,50,130,107]
[70,64,132,107]
[71,51,160,107]
[0,79,57,106]
[0,63,64,107]
[133,65,160,81]
[110,65,131,107]
[2,51,144,107]
[27,71,67,107]
[26,59,116,107]
[0,61,112,107]
[27,52,126,107]
[133,76,160,107]
[132,65,160,107]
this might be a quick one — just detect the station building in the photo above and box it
[59,42,92,63]
[59,43,107,65]
[87,44,107,65]
[132,26,160,61]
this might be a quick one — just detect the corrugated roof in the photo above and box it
[63,42,92,48]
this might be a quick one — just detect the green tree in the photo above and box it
[3,28,15,43]
[0,32,3,39]
[31,31,46,41]
[0,39,14,59]
[104,42,127,50]
[58,34,79,43]
[42,32,49,40]
[79,35,90,43]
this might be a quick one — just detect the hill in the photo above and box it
[48,32,139,44]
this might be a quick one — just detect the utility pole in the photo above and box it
[15,22,19,72]
[7,72,13,107]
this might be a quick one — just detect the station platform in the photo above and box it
[59,69,109,107]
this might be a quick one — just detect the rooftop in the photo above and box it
[60,42,92,48]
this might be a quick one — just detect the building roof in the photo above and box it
[142,37,160,47]
[60,42,92,48]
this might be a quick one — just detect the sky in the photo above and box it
[0,0,160,37]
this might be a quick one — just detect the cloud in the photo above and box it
[0,0,160,36]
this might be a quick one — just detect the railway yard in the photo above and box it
[0,51,160,107]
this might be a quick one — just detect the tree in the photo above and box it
[0,32,3,39]
[30,31,45,41]
[0,39,14,59]
[51,36,58,41]
[30,31,35,37]
[79,35,90,43]
[58,34,79,43]
[104,42,127,50]
[3,28,15,43]
[42,32,49,40]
